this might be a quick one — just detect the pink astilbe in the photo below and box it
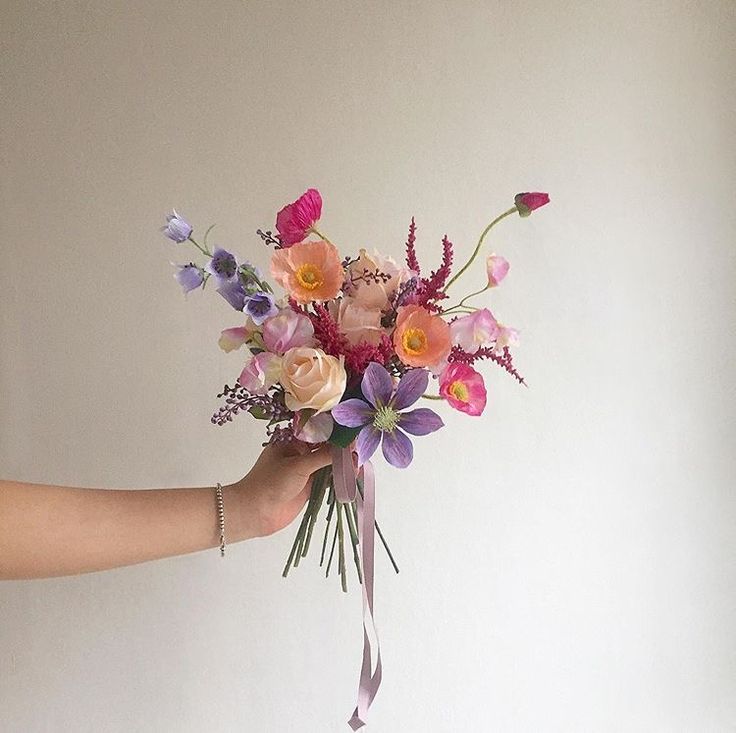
[415,235,453,310]
[343,333,393,374]
[405,217,420,274]
[449,344,526,386]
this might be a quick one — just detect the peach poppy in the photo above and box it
[393,305,451,368]
[270,240,344,304]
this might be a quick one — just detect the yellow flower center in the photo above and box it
[449,380,469,402]
[402,327,428,355]
[295,263,324,290]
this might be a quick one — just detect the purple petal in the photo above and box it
[392,368,429,410]
[398,407,444,436]
[361,362,394,408]
[332,399,374,428]
[356,425,381,465]
[381,428,413,468]
[216,279,246,311]
[173,263,204,293]
[206,247,238,281]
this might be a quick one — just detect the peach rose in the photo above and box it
[280,347,347,414]
[330,298,384,346]
[346,249,408,311]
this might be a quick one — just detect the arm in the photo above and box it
[0,443,331,580]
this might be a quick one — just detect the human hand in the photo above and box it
[227,442,332,540]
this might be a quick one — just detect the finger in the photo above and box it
[289,444,332,477]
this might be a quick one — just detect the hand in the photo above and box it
[228,442,332,539]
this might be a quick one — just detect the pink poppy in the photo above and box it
[439,363,487,416]
[275,188,323,246]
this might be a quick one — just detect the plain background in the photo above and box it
[1,1,734,731]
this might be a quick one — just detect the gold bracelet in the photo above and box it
[215,483,226,557]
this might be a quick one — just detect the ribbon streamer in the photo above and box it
[348,460,382,730]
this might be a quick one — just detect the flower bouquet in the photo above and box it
[161,188,548,728]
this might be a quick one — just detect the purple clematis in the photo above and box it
[331,362,444,468]
[162,210,193,243]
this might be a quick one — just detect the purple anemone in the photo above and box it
[331,362,444,468]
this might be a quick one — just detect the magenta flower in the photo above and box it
[331,363,444,468]
[439,363,487,416]
[275,188,323,246]
[515,192,550,217]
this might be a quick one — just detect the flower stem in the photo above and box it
[443,207,517,292]
[337,502,347,593]
[421,394,443,400]
[187,235,212,258]
[308,226,333,245]
[320,488,336,567]
[443,285,490,313]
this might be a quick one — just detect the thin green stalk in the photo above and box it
[283,508,310,577]
[443,284,490,313]
[307,226,332,245]
[356,482,400,574]
[301,468,330,558]
[325,520,339,578]
[443,207,517,292]
[337,503,348,593]
[187,235,212,258]
[320,488,336,566]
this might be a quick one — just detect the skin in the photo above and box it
[0,443,331,580]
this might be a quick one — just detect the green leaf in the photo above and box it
[329,422,361,448]
[249,406,270,420]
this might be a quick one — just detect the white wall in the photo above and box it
[1,1,734,731]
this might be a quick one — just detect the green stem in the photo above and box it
[301,468,330,558]
[187,235,212,258]
[320,489,336,567]
[325,520,339,578]
[307,226,332,245]
[443,284,490,313]
[421,394,443,400]
[443,207,517,292]
[337,502,347,593]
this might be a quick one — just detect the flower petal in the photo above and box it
[356,425,381,465]
[361,362,394,408]
[381,428,413,468]
[331,398,374,428]
[392,368,429,410]
[398,408,444,436]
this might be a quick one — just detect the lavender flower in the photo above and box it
[216,279,247,311]
[162,210,193,243]
[173,263,204,293]
[244,292,278,325]
[331,362,443,468]
[206,247,238,281]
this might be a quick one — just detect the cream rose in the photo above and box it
[280,347,347,414]
[329,298,384,346]
[347,249,409,311]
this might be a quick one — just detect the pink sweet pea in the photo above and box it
[515,192,550,217]
[218,319,258,352]
[495,323,520,350]
[262,309,315,354]
[238,352,282,395]
[450,309,499,354]
[486,254,509,287]
[275,188,323,246]
[439,363,487,416]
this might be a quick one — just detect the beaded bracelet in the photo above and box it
[215,483,226,557]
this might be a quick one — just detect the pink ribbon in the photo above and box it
[330,447,382,729]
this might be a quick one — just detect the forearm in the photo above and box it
[0,479,251,580]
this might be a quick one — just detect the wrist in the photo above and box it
[221,479,259,543]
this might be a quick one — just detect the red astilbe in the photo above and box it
[305,303,392,375]
[402,218,454,312]
[405,217,420,274]
[449,345,527,386]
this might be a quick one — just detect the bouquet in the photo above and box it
[161,188,549,728]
